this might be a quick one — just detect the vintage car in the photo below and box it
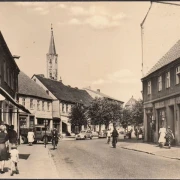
[75,130,93,140]
[98,130,107,138]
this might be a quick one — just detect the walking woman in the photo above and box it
[158,125,166,148]
[0,125,9,173]
[27,128,35,146]
[165,126,174,149]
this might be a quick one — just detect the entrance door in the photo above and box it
[169,105,175,136]
[147,114,153,142]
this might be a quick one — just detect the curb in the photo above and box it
[47,147,59,178]
[121,147,180,161]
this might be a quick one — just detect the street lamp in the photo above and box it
[44,119,48,148]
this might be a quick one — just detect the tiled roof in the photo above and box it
[0,31,20,72]
[143,40,180,78]
[18,71,52,100]
[125,96,137,107]
[34,75,93,106]
[84,88,124,104]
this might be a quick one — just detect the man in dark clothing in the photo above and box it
[8,125,18,150]
[51,128,58,146]
[112,127,119,148]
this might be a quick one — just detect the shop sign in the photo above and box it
[155,101,165,109]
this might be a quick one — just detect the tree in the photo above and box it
[68,104,88,132]
[88,97,123,132]
[131,99,143,126]
[121,108,132,129]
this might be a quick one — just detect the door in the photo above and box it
[35,127,42,139]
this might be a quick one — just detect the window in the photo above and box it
[176,66,180,84]
[62,103,64,112]
[147,81,151,95]
[42,101,44,111]
[30,99,33,109]
[7,67,10,86]
[49,59,52,64]
[47,102,50,111]
[166,71,170,88]
[4,61,6,82]
[158,76,162,91]
[66,104,68,112]
[22,98,25,106]
[37,100,40,111]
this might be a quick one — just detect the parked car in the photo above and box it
[75,130,93,140]
[92,131,99,137]
[98,130,107,138]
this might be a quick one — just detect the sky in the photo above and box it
[1,1,180,104]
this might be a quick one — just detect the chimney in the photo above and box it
[97,89,100,93]
[88,86,91,89]
[59,76,62,83]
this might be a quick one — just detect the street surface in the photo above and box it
[49,138,180,179]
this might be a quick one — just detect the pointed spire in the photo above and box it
[48,23,56,55]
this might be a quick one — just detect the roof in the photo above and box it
[0,31,20,72]
[18,71,52,100]
[125,96,137,107]
[84,88,124,104]
[48,28,56,55]
[143,40,180,79]
[34,75,93,106]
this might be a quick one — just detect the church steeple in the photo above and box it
[46,24,58,80]
[48,24,56,55]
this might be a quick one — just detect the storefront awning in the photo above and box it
[0,87,31,114]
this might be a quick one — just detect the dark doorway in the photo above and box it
[62,122,67,133]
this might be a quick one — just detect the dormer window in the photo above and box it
[176,66,180,84]
[49,59,52,64]
[158,76,162,91]
[147,81,151,95]
[166,71,170,88]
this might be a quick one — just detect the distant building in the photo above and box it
[46,25,58,80]
[125,96,137,110]
[83,87,124,131]
[31,74,93,134]
[0,31,29,133]
[142,39,180,144]
[18,71,53,130]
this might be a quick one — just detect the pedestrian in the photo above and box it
[9,143,19,176]
[165,126,174,149]
[106,128,111,144]
[127,123,132,139]
[0,124,9,173]
[158,125,166,148]
[111,126,119,148]
[8,125,18,151]
[27,128,35,146]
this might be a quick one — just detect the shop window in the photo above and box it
[147,81,151,95]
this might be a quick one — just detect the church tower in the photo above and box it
[46,24,58,80]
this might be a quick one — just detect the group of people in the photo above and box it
[0,123,19,176]
[158,125,175,148]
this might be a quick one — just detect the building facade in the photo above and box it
[18,71,53,130]
[142,39,180,145]
[83,87,124,131]
[31,74,93,134]
[46,25,58,80]
[125,96,137,110]
[0,31,29,134]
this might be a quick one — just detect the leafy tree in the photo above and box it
[121,108,132,129]
[88,97,123,132]
[68,104,88,132]
[131,99,143,125]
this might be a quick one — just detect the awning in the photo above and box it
[0,87,31,114]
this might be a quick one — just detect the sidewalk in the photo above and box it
[0,143,59,179]
[118,139,180,160]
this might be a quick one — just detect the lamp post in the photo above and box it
[44,119,48,148]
